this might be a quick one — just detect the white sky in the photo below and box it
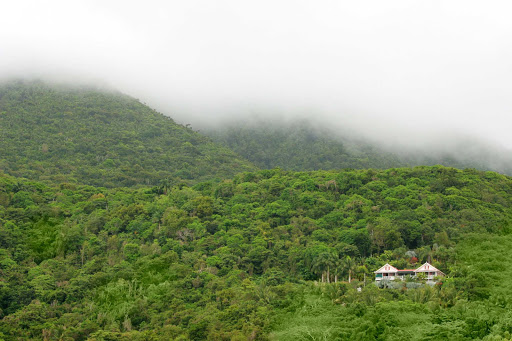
[1,0,512,148]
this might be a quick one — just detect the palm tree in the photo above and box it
[417,246,433,263]
[355,264,370,286]
[333,258,344,283]
[159,178,172,195]
[343,256,356,283]
[314,252,336,283]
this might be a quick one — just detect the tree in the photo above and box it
[332,257,345,283]
[158,178,172,195]
[355,264,370,285]
[314,252,337,283]
[343,256,356,283]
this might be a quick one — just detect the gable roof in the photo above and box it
[374,262,446,276]
[374,263,398,274]
[414,262,445,275]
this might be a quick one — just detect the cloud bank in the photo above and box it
[1,0,512,148]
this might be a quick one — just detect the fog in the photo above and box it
[2,0,512,150]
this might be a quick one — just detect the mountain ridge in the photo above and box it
[204,118,512,175]
[0,80,256,187]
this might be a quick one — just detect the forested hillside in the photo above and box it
[206,121,512,175]
[0,80,255,187]
[206,121,404,170]
[1,166,512,340]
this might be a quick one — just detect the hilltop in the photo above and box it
[0,80,256,187]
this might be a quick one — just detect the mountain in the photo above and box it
[205,119,512,175]
[1,166,512,339]
[205,120,405,170]
[2,80,512,340]
[0,80,256,187]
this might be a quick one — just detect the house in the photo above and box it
[374,263,399,281]
[374,262,445,282]
[414,262,446,281]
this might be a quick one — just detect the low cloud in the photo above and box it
[1,0,512,150]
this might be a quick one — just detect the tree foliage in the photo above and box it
[0,80,255,188]
[0,166,511,339]
[206,120,512,175]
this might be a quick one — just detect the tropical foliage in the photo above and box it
[0,80,255,188]
[1,166,511,339]
[206,120,405,171]
[206,120,512,175]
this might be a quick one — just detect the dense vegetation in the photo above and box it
[272,233,512,340]
[206,120,512,175]
[2,80,512,340]
[206,121,405,171]
[0,80,255,188]
[1,166,512,340]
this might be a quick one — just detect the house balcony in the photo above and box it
[375,274,396,281]
[375,274,417,282]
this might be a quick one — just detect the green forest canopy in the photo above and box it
[206,120,512,175]
[1,166,512,340]
[0,80,255,188]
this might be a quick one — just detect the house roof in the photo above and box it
[374,262,446,276]
[414,262,445,276]
[374,263,398,274]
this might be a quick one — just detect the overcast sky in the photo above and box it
[1,0,512,148]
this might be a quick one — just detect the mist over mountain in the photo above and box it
[2,2,512,338]
[205,118,405,171]
[2,1,512,152]
[0,80,255,187]
[204,116,512,175]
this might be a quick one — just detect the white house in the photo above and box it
[414,262,445,281]
[374,262,445,282]
[374,263,399,281]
